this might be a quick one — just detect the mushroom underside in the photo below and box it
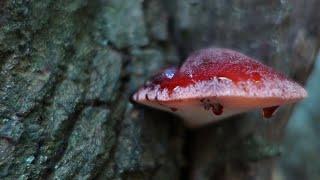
[139,96,299,127]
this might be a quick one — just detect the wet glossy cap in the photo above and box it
[132,48,307,127]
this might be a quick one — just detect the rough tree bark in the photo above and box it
[0,0,319,180]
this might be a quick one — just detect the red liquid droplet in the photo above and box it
[262,106,279,118]
[149,67,177,84]
[211,103,223,115]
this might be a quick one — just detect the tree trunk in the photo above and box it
[0,0,319,180]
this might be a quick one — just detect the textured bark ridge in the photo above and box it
[0,1,182,179]
[0,0,319,180]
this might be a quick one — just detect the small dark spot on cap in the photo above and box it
[217,77,222,82]
[145,94,149,100]
[211,103,223,115]
[170,107,178,112]
[202,98,212,110]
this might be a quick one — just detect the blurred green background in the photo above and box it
[279,53,320,180]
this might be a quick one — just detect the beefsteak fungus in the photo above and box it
[132,48,307,127]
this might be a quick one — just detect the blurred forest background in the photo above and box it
[279,53,320,180]
[0,0,319,180]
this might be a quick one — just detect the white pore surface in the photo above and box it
[133,77,307,102]
[133,77,307,127]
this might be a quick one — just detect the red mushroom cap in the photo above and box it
[132,48,307,127]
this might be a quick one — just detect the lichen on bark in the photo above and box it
[0,0,181,179]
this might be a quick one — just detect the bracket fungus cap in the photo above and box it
[132,48,307,127]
